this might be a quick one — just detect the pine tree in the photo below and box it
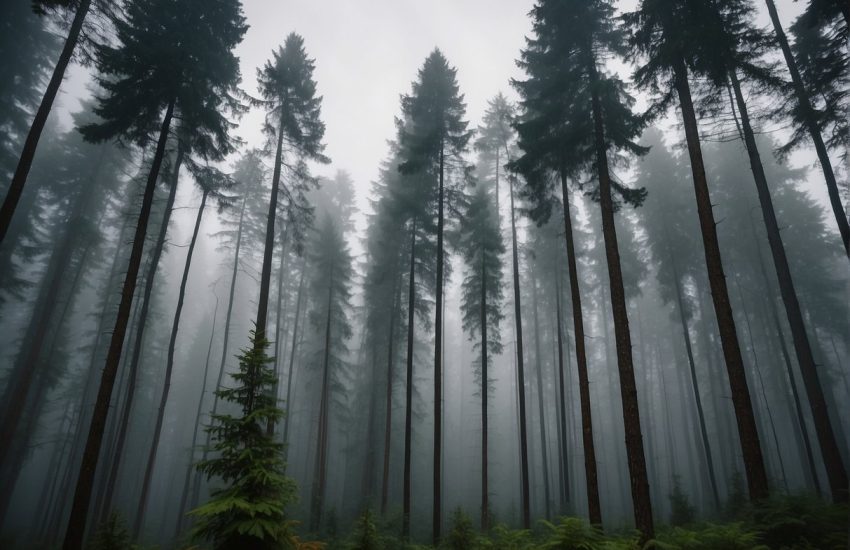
[513,0,652,534]
[190,330,298,550]
[624,0,770,503]
[252,33,328,351]
[62,1,247,546]
[458,182,505,530]
[397,49,471,542]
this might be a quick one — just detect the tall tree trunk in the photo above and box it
[402,218,416,539]
[62,98,175,550]
[530,274,552,520]
[672,58,769,501]
[762,0,850,260]
[0,0,92,245]
[267,224,290,436]
[310,274,334,532]
[558,171,601,526]
[588,71,654,540]
[480,253,489,530]
[433,144,444,545]
[554,271,570,511]
[663,228,720,508]
[135,189,208,536]
[176,293,219,538]
[99,144,185,518]
[728,71,848,502]
[508,171,532,528]
[282,263,306,452]
[381,275,401,515]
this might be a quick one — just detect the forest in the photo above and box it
[0,0,848,548]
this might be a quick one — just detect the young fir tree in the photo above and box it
[0,0,93,244]
[458,182,505,530]
[397,49,471,542]
[513,0,652,534]
[695,0,848,504]
[62,1,247,546]
[252,33,327,353]
[190,331,297,550]
[624,0,770,503]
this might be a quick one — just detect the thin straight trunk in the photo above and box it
[267,224,290,436]
[363,337,380,504]
[750,215,821,494]
[672,58,769,501]
[588,70,653,539]
[554,273,570,511]
[255,114,286,345]
[135,189,208,536]
[664,229,720,508]
[729,71,848,502]
[558,172,600,526]
[508,172,531,528]
[310,275,334,532]
[100,144,185,517]
[762,0,849,260]
[382,275,401,515]
[0,0,92,244]
[530,274,551,520]
[63,99,175,550]
[433,144,445,545]
[176,294,219,538]
[734,276,789,491]
[402,218,416,539]
[480,253,489,530]
[282,264,306,452]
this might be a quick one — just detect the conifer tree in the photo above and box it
[62,1,247,546]
[458,182,505,530]
[624,0,770,503]
[190,331,297,550]
[397,49,471,542]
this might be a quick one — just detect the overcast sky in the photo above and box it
[57,0,839,236]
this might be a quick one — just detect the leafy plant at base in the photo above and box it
[538,517,639,550]
[190,329,298,550]
[347,508,383,550]
[669,476,696,527]
[445,508,479,550]
[88,513,134,550]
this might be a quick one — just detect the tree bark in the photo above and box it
[62,98,175,550]
[530,274,551,520]
[554,271,570,511]
[480,252,489,530]
[381,274,401,515]
[558,171,601,526]
[672,57,769,501]
[0,0,92,245]
[310,271,334,532]
[402,218,416,539]
[135,189,208,536]
[267,224,290,436]
[282,263,306,453]
[432,144,444,544]
[729,70,848,502]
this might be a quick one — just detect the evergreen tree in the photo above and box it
[62,1,247,546]
[190,330,297,550]
[458,182,505,530]
[252,33,328,352]
[397,49,471,542]
[624,0,770,503]
[513,0,652,535]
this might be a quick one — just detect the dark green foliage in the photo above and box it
[538,517,637,549]
[655,524,767,550]
[742,495,849,550]
[191,329,298,550]
[87,513,133,550]
[669,477,696,527]
[347,509,383,550]
[445,508,477,550]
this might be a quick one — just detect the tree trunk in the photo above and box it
[310,274,334,533]
[0,0,92,245]
[402,218,416,539]
[432,144,444,545]
[530,274,551,520]
[558,171,601,526]
[480,253,489,530]
[381,274,401,515]
[282,263,306,452]
[729,70,848,502]
[99,144,185,518]
[508,171,532,528]
[588,71,654,539]
[62,98,175,550]
[554,271,570,511]
[672,57,769,501]
[175,293,219,538]
[267,224,290,436]
[762,0,850,260]
[134,189,208,536]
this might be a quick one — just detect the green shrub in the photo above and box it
[669,477,696,527]
[745,495,849,549]
[88,513,133,550]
